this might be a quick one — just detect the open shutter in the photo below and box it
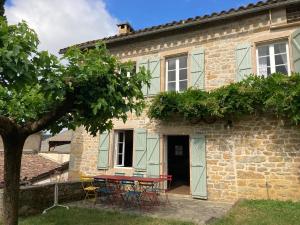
[292,29,300,72]
[136,59,149,96]
[97,131,110,169]
[148,58,161,96]
[146,133,160,177]
[134,128,147,171]
[190,48,205,89]
[236,43,252,81]
[191,135,207,199]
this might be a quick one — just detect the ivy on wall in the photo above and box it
[148,73,300,124]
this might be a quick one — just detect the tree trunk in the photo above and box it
[2,133,26,225]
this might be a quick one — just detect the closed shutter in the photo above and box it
[134,128,147,171]
[190,48,205,89]
[148,58,161,96]
[146,133,160,177]
[292,29,300,72]
[97,131,110,169]
[191,135,207,199]
[136,59,149,96]
[236,43,252,81]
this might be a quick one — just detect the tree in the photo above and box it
[0,0,4,18]
[0,18,149,225]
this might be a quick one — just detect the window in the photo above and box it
[114,130,133,167]
[257,42,290,77]
[166,56,188,92]
[287,3,300,23]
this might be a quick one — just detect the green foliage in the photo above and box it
[149,73,300,124]
[0,18,150,135]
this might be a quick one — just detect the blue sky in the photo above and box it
[105,0,261,30]
[4,0,262,54]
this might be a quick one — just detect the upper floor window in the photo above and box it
[287,3,300,23]
[166,56,187,92]
[257,42,290,77]
[114,130,133,167]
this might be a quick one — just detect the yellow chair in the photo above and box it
[80,173,97,201]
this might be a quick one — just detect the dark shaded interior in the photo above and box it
[167,135,190,189]
[124,130,133,167]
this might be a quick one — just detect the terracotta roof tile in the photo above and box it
[59,0,299,54]
[0,153,67,187]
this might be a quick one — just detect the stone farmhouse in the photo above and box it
[61,0,300,202]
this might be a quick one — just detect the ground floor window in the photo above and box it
[114,130,133,167]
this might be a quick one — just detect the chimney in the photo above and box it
[117,22,134,35]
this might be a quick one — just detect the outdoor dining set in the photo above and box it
[80,173,172,210]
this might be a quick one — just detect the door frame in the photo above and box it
[163,134,191,194]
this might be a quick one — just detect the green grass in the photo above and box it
[213,200,300,225]
[15,207,194,225]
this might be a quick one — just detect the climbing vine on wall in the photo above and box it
[148,73,300,124]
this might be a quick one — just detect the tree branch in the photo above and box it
[0,115,19,135]
[23,92,75,135]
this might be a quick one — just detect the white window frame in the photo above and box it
[166,56,188,92]
[114,131,125,167]
[256,42,291,77]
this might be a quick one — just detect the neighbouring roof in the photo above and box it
[47,130,73,142]
[0,153,69,187]
[59,0,300,53]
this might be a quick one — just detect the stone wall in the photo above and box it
[0,181,84,217]
[68,8,300,203]
[69,116,300,203]
[0,189,3,216]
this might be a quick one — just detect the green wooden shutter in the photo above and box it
[191,135,207,199]
[190,48,205,89]
[146,133,160,177]
[148,58,161,96]
[292,29,300,73]
[136,59,149,96]
[134,128,147,171]
[97,131,110,169]
[236,43,252,81]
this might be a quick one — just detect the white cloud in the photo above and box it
[5,0,118,55]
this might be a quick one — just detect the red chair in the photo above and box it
[158,175,172,205]
[138,181,159,211]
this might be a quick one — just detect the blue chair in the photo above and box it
[133,173,144,177]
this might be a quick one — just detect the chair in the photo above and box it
[80,174,97,201]
[94,178,112,204]
[157,175,173,205]
[114,172,125,176]
[133,172,144,177]
[138,181,159,210]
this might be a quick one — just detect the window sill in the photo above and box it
[114,166,134,169]
[270,21,300,30]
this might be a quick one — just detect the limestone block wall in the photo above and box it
[109,11,298,91]
[69,116,300,203]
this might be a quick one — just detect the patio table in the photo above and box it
[93,174,167,183]
[93,175,167,209]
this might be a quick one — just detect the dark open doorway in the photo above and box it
[167,135,190,195]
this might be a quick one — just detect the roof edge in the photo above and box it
[59,0,300,54]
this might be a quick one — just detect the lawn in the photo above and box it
[1,200,300,225]
[213,200,300,225]
[15,207,194,225]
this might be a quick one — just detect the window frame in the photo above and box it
[256,41,291,77]
[114,131,125,167]
[165,55,188,92]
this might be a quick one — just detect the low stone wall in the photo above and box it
[0,189,3,216]
[0,181,85,217]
